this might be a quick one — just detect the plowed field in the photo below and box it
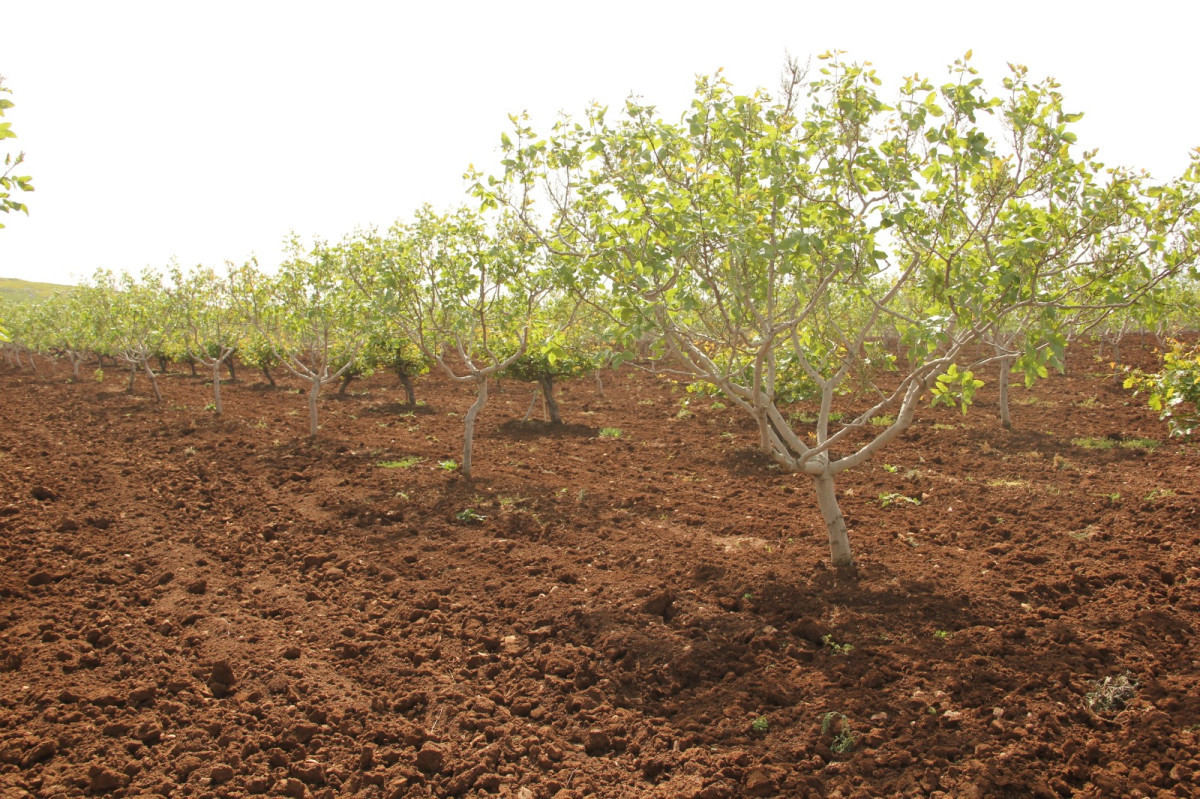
[1,345,1198,798]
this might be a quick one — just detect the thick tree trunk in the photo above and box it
[813,472,854,568]
[226,358,236,381]
[461,375,488,480]
[211,361,223,416]
[397,369,416,405]
[126,362,137,393]
[70,353,82,382]
[307,378,321,438]
[537,375,563,424]
[157,356,169,374]
[188,358,198,376]
[997,355,1013,430]
[338,373,354,395]
[261,365,275,387]
[594,371,605,398]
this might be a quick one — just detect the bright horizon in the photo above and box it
[3,1,1198,287]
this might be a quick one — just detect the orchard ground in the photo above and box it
[1,342,1198,798]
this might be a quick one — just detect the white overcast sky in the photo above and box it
[2,1,1197,286]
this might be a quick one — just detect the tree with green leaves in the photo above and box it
[87,268,176,402]
[169,264,246,416]
[239,242,366,438]
[1,75,33,228]
[483,53,1200,567]
[364,206,550,478]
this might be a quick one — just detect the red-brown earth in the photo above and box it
[1,344,1198,798]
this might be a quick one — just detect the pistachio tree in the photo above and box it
[169,265,246,415]
[240,244,365,438]
[1,75,33,227]
[89,269,175,402]
[363,207,548,478]
[485,54,1200,567]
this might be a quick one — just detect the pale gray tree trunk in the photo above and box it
[813,471,854,568]
[308,377,321,438]
[143,361,163,403]
[462,375,488,479]
[997,354,1013,430]
[211,361,224,416]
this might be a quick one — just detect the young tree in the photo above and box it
[89,269,175,402]
[484,54,1200,567]
[169,265,246,416]
[366,207,548,478]
[240,243,366,438]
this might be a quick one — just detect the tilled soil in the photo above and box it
[1,346,1198,798]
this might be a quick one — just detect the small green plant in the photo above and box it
[455,508,486,523]
[751,716,770,734]
[871,414,896,427]
[438,459,458,471]
[599,427,623,438]
[931,422,956,431]
[1084,673,1137,713]
[710,401,726,410]
[378,456,423,469]
[878,492,920,508]
[882,463,899,474]
[790,410,817,425]
[1118,437,1160,451]
[1144,488,1176,502]
[1078,395,1102,409]
[820,712,858,754]
[933,629,951,641]
[93,368,104,382]
[821,633,853,655]
[742,591,753,600]
[1124,339,1200,437]
[203,402,217,412]
[1072,437,1116,450]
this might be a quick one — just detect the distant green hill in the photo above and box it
[0,277,74,303]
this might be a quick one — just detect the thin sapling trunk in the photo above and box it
[461,375,488,479]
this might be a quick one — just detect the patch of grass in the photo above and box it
[878,492,920,508]
[455,508,486,523]
[437,459,458,471]
[1072,437,1115,450]
[790,410,817,425]
[1077,395,1102,409]
[599,427,623,438]
[871,414,896,427]
[377,455,423,469]
[934,629,951,641]
[751,716,770,734]
[821,634,854,656]
[932,422,956,431]
[1144,488,1176,502]
[1118,437,1160,451]
[986,478,1030,488]
[882,463,899,474]
[711,401,727,410]
[1084,673,1137,713]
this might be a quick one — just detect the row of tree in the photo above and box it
[4,54,1199,566]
